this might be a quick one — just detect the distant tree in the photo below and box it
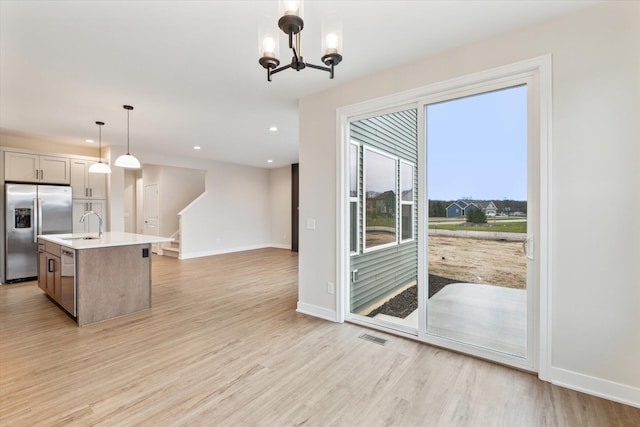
[466,206,487,224]
[429,200,446,217]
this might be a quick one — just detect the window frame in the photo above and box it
[399,159,415,243]
[349,141,360,256]
[362,145,399,253]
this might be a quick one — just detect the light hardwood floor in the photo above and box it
[1,248,638,426]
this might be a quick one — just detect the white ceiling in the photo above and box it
[0,1,599,169]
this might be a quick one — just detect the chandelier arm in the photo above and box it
[304,62,331,72]
[271,63,293,75]
[291,46,300,63]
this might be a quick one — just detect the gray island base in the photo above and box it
[38,232,173,327]
[76,243,151,326]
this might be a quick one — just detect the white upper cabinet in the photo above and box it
[70,159,106,199]
[4,152,70,184]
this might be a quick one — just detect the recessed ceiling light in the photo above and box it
[85,139,94,143]
[193,146,201,150]
[269,126,278,132]
[267,159,273,163]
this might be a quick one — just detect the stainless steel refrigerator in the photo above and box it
[4,183,72,282]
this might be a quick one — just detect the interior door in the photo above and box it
[143,184,159,252]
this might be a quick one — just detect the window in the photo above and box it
[364,147,397,251]
[349,142,359,254]
[400,161,414,242]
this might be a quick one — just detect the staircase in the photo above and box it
[162,232,180,258]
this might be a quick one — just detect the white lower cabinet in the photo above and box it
[72,199,105,233]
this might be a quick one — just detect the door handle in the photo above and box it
[524,235,534,260]
[33,198,38,243]
[37,198,42,241]
[48,258,54,273]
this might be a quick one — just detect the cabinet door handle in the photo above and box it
[90,188,93,197]
[35,169,39,179]
[40,169,43,180]
[48,258,54,273]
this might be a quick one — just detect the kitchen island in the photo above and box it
[37,232,173,327]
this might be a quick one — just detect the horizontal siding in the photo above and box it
[350,108,419,314]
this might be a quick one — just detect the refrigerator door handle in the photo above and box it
[37,198,43,242]
[33,198,38,243]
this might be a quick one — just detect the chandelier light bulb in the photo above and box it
[325,33,339,53]
[262,37,277,57]
[283,0,302,16]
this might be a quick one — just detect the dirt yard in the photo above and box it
[428,236,526,289]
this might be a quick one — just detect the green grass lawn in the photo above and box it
[367,217,396,227]
[429,221,527,233]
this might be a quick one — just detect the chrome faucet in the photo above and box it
[80,210,104,238]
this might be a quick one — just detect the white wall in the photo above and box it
[180,161,271,258]
[269,166,292,249]
[139,164,205,238]
[298,2,639,406]
[108,148,276,258]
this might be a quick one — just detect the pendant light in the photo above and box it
[114,105,141,169]
[88,121,112,174]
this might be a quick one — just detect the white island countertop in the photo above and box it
[39,232,173,250]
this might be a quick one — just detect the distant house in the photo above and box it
[445,200,498,217]
[446,200,479,218]
[483,201,498,216]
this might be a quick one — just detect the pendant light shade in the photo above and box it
[88,121,112,174]
[114,105,141,169]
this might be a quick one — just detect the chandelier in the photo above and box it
[258,1,343,82]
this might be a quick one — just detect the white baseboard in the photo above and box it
[179,243,269,259]
[551,367,640,408]
[179,243,292,259]
[296,301,338,322]
[269,243,292,250]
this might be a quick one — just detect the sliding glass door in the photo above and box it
[425,85,530,358]
[341,59,546,371]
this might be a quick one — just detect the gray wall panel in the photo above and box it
[350,108,418,314]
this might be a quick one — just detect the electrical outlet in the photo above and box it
[327,282,335,294]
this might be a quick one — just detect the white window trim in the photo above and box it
[399,159,415,244]
[349,141,360,256]
[362,145,399,254]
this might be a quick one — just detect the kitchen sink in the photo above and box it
[63,236,100,241]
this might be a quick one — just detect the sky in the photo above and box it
[427,84,527,201]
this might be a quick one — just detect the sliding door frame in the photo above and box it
[336,55,552,378]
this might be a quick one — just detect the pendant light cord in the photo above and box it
[98,124,102,162]
[126,109,130,155]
